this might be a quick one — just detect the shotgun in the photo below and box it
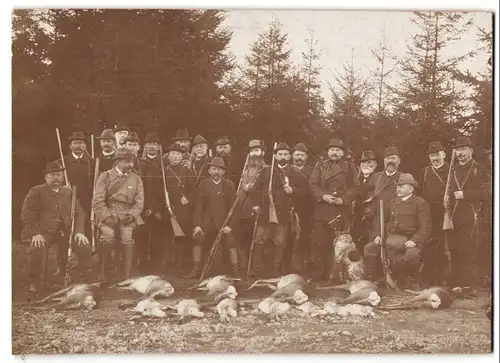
[64,186,77,287]
[268,142,278,224]
[56,128,71,188]
[159,146,185,237]
[90,158,100,255]
[442,149,456,283]
[380,199,397,290]
[91,134,95,159]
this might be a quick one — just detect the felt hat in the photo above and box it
[396,173,418,187]
[43,161,65,174]
[192,135,208,146]
[427,141,445,154]
[454,136,473,148]
[248,139,265,151]
[144,133,160,144]
[124,132,140,143]
[114,124,129,133]
[172,129,192,142]
[383,146,399,158]
[327,138,345,150]
[166,143,184,153]
[97,129,115,140]
[274,142,291,153]
[113,148,135,161]
[360,150,377,162]
[293,142,309,154]
[215,136,231,146]
[68,132,86,142]
[207,156,227,170]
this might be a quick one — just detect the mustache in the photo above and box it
[386,161,396,167]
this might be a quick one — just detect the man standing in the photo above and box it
[418,141,450,285]
[215,136,240,186]
[124,132,142,175]
[190,134,211,187]
[353,150,378,254]
[309,138,359,281]
[97,129,116,173]
[237,140,266,274]
[186,157,240,278]
[21,161,89,292]
[363,146,403,282]
[136,133,163,273]
[171,129,192,167]
[114,124,129,149]
[372,173,431,290]
[163,143,196,275]
[445,136,490,288]
[92,148,144,281]
[250,142,309,277]
[289,142,314,273]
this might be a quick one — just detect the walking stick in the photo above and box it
[246,213,260,280]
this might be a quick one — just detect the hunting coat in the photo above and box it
[419,162,450,234]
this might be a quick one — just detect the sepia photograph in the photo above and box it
[9,2,495,357]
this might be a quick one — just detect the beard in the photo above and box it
[248,155,263,167]
[277,159,288,166]
[293,159,305,167]
[361,166,375,176]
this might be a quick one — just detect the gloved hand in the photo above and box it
[122,214,135,225]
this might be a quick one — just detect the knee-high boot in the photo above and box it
[249,244,265,278]
[98,243,113,283]
[273,246,285,277]
[229,248,240,278]
[184,245,202,279]
[122,241,135,280]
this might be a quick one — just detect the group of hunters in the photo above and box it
[20,125,492,294]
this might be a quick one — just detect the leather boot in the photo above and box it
[238,248,248,273]
[184,246,202,279]
[98,243,113,283]
[229,248,240,278]
[122,241,135,280]
[273,246,285,277]
[249,244,265,278]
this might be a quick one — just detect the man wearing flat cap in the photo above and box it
[418,141,451,285]
[372,173,431,290]
[444,136,491,288]
[187,157,240,278]
[97,129,117,173]
[363,145,403,282]
[250,142,309,277]
[21,161,89,292]
[92,148,144,281]
[309,138,359,281]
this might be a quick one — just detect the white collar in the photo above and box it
[147,153,157,159]
[294,164,304,170]
[115,167,126,176]
[277,163,287,169]
[402,194,413,201]
[433,162,445,169]
[51,187,59,193]
[385,170,397,177]
[102,150,114,156]
[212,178,222,185]
[72,152,83,159]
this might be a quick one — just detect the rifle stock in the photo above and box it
[443,149,456,231]
[65,186,77,287]
[268,142,278,224]
[379,200,397,290]
[90,158,100,254]
[160,146,185,237]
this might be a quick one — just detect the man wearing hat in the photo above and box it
[288,142,314,273]
[418,141,451,285]
[92,148,144,281]
[363,145,403,282]
[171,129,192,167]
[237,139,267,273]
[445,136,491,288]
[371,173,431,290]
[189,134,211,187]
[353,150,378,254]
[309,138,359,281]
[163,143,196,275]
[124,132,143,176]
[21,161,89,292]
[215,136,240,186]
[186,156,240,278]
[114,124,129,149]
[135,133,164,273]
[97,129,116,173]
[250,142,309,277]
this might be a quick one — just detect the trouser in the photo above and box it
[135,217,167,274]
[420,232,448,286]
[283,212,312,274]
[162,217,193,276]
[27,226,91,285]
[98,218,136,281]
[239,218,256,272]
[253,221,289,277]
[309,220,336,280]
[447,223,480,288]
[364,234,422,283]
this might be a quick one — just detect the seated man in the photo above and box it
[21,161,89,292]
[369,173,431,290]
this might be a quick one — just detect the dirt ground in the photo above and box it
[11,243,492,355]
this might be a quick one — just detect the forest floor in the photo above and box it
[11,243,492,355]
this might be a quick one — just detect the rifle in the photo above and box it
[379,199,398,291]
[91,134,95,159]
[200,153,250,281]
[159,146,185,237]
[56,128,71,188]
[246,213,260,279]
[442,149,456,284]
[90,158,100,255]
[268,142,278,224]
[65,186,77,287]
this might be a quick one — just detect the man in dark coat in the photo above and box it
[363,146,403,282]
[250,142,310,277]
[237,140,267,274]
[445,136,491,288]
[418,141,451,286]
[308,138,359,281]
[97,129,116,173]
[189,134,211,188]
[162,143,196,275]
[353,150,378,254]
[21,161,89,292]
[215,136,241,186]
[135,133,164,273]
[171,129,192,167]
[372,173,432,290]
[288,142,314,273]
[186,157,240,278]
[114,124,129,149]
[124,132,143,176]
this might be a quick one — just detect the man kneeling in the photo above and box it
[365,173,431,290]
